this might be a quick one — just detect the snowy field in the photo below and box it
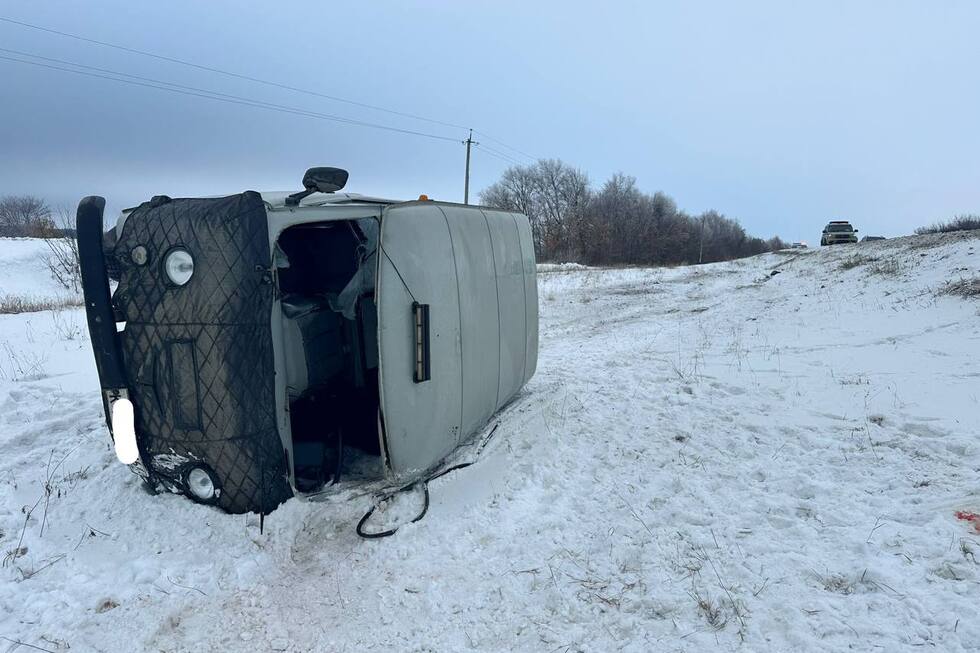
[1,233,979,652]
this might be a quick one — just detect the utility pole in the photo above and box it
[463,129,478,204]
[698,214,706,264]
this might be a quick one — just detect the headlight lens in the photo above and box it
[110,398,139,465]
[185,466,217,502]
[164,248,194,286]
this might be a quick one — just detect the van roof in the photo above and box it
[116,191,403,234]
[260,191,401,209]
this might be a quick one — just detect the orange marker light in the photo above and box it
[418,194,430,201]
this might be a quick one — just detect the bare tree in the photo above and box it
[0,195,55,237]
[575,173,638,264]
[43,207,81,294]
[481,164,546,255]
[479,159,589,261]
[532,159,590,260]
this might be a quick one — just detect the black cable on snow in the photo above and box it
[356,423,499,539]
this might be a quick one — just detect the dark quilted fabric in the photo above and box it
[112,192,291,513]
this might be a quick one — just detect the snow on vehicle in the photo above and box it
[77,167,538,514]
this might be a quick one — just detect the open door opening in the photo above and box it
[275,220,381,493]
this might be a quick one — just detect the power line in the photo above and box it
[477,146,524,167]
[484,151,520,166]
[0,49,520,201]
[0,15,470,131]
[0,51,461,143]
[475,143,525,167]
[0,16,539,163]
[473,130,538,161]
[480,144,524,165]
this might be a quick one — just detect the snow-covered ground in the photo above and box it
[0,238,78,304]
[1,233,979,652]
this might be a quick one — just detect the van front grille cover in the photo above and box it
[113,192,290,513]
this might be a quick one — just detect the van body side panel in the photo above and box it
[483,209,527,406]
[441,205,501,440]
[514,214,539,383]
[377,203,463,476]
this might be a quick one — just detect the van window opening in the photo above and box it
[275,219,382,493]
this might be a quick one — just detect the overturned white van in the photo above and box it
[77,167,538,514]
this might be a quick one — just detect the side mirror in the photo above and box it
[286,167,349,205]
[303,167,349,193]
[853,229,859,233]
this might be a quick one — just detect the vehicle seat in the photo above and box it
[281,295,344,398]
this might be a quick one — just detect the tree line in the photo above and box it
[0,194,80,292]
[480,159,785,265]
[0,195,74,238]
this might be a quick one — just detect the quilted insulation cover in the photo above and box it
[111,192,291,513]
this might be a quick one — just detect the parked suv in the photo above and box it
[820,221,858,246]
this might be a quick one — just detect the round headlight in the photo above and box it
[185,466,217,502]
[164,248,194,286]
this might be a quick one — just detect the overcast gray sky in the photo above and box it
[2,1,978,242]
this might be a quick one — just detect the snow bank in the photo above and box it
[1,232,979,651]
[0,237,78,303]
[537,262,590,273]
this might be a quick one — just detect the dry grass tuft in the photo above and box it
[695,592,726,628]
[867,259,902,276]
[820,573,856,595]
[0,294,83,315]
[939,277,980,299]
[838,255,876,271]
[915,215,980,235]
[909,229,980,251]
[0,341,48,381]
